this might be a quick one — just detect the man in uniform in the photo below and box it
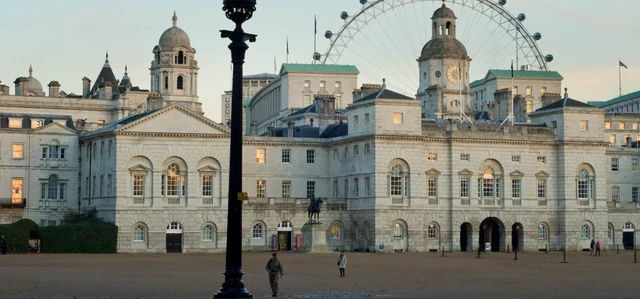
[265,252,284,297]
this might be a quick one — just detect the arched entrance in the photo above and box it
[623,222,635,250]
[479,217,505,252]
[166,222,183,253]
[277,221,293,251]
[460,222,472,252]
[392,220,408,252]
[511,223,524,252]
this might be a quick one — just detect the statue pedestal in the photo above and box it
[300,222,328,253]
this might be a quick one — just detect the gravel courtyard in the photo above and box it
[1,251,639,299]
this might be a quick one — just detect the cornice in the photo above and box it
[115,132,229,138]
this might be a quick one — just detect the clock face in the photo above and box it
[447,65,461,84]
[435,71,441,78]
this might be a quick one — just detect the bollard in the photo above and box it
[514,250,518,261]
[545,244,548,254]
[635,248,638,264]
[477,246,481,258]
[561,248,569,264]
[617,244,619,254]
[441,246,444,257]
[507,244,510,254]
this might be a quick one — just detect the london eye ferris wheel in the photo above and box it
[316,0,554,96]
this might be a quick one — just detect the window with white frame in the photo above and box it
[537,156,546,163]
[581,224,590,239]
[611,158,619,171]
[282,181,291,198]
[460,153,470,161]
[303,94,312,107]
[427,177,437,197]
[166,163,182,196]
[202,175,213,197]
[460,178,470,198]
[538,224,547,239]
[41,175,65,200]
[202,225,215,241]
[393,223,403,239]
[335,94,342,109]
[364,143,370,154]
[319,80,326,89]
[134,225,145,242]
[306,181,315,199]
[633,158,639,172]
[393,112,403,124]
[365,177,371,196]
[133,174,145,197]
[252,223,263,239]
[511,179,521,199]
[632,187,639,202]
[281,149,290,163]
[390,164,406,197]
[577,169,590,200]
[354,115,359,126]
[537,179,547,199]
[257,180,266,198]
[511,155,520,163]
[12,144,24,159]
[612,186,620,202]
[330,223,341,239]
[353,145,359,156]
[365,113,370,124]
[306,149,315,163]
[580,120,588,131]
[354,178,359,197]
[256,148,266,163]
[428,224,437,239]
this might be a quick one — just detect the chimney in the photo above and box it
[0,83,9,95]
[103,82,113,100]
[287,121,295,137]
[48,81,61,98]
[250,121,258,136]
[14,77,28,96]
[82,77,92,98]
[541,93,561,107]
[146,92,164,110]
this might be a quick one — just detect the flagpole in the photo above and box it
[511,59,514,126]
[459,58,462,121]
[313,14,317,65]
[619,58,622,97]
[286,37,289,63]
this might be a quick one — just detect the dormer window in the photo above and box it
[31,119,44,128]
[9,118,22,128]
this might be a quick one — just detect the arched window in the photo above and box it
[428,223,438,239]
[166,163,181,196]
[538,224,548,240]
[608,223,614,239]
[177,51,184,64]
[164,76,169,90]
[581,224,591,240]
[624,222,635,230]
[330,223,342,239]
[445,21,451,35]
[393,223,403,239]
[134,225,145,242]
[479,167,501,199]
[364,221,371,240]
[577,169,589,199]
[390,164,407,197]
[202,225,214,241]
[252,223,264,239]
[177,76,184,90]
[354,222,360,240]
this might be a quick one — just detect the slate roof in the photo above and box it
[90,59,119,96]
[536,97,594,112]
[271,125,320,138]
[0,113,75,129]
[243,73,279,80]
[280,64,359,75]
[84,108,161,136]
[319,123,348,138]
[587,90,640,108]
[355,88,415,103]
[288,103,317,117]
[487,69,564,80]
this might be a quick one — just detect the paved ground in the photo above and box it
[1,250,640,299]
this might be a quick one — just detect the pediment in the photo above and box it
[426,168,441,176]
[129,164,151,172]
[535,171,550,178]
[117,105,229,135]
[31,122,76,135]
[510,170,525,177]
[458,169,474,176]
[198,165,219,173]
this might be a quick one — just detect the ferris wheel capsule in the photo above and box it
[498,0,506,5]
[325,30,333,39]
[360,0,367,4]
[313,52,322,61]
[545,54,554,62]
[533,32,541,41]
[340,11,349,20]
[517,13,526,22]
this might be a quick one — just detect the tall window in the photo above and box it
[512,179,521,199]
[177,51,185,64]
[538,224,547,239]
[133,175,145,197]
[526,86,532,95]
[390,165,406,197]
[344,179,349,198]
[581,225,590,239]
[580,120,588,131]
[306,181,315,198]
[483,170,494,198]
[11,178,23,204]
[107,175,112,196]
[257,180,266,198]
[334,81,341,90]
[364,143,370,154]
[619,122,625,130]
[252,223,263,239]
[605,122,611,130]
[48,175,59,199]
[108,140,112,157]
[304,80,310,89]
[202,175,213,197]
[364,113,370,124]
[633,158,639,172]
[177,76,184,90]
[353,145,359,156]
[632,187,639,202]
[134,225,145,242]
[333,180,338,197]
[100,175,104,196]
[537,179,547,199]
[353,115,359,126]
[331,223,341,239]
[256,148,266,163]
[612,186,620,202]
[526,100,533,113]
[282,181,291,198]
[202,225,214,241]
[610,134,616,144]
[460,178,470,198]
[428,224,437,239]
[12,144,24,159]
[365,177,371,196]
[303,95,312,107]
[427,177,437,197]
[393,223,403,239]
[306,149,315,164]
[335,94,342,109]
[281,149,290,163]
[611,158,619,171]
[354,178,359,197]
[577,169,589,200]
[166,163,181,196]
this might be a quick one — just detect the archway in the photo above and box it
[277,221,293,251]
[623,222,635,250]
[460,222,472,252]
[479,217,505,252]
[166,222,183,253]
[511,223,524,252]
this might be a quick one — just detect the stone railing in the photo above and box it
[244,197,348,210]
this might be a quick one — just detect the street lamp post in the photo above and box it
[213,1,256,298]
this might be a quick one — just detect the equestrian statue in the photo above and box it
[307,196,324,223]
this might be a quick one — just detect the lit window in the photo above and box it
[619,122,625,130]
[252,223,263,239]
[526,100,533,113]
[538,225,547,239]
[331,223,341,239]
[11,178,23,204]
[166,163,182,196]
[134,225,145,242]
[428,153,437,161]
[335,94,342,109]
[526,86,532,95]
[9,118,22,128]
[335,81,341,90]
[256,180,266,198]
[611,158,619,171]
[624,134,630,144]
[610,134,616,144]
[537,156,546,163]
[393,112,403,124]
[393,223,403,239]
[540,86,547,94]
[513,86,518,95]
[580,120,588,131]
[319,80,326,89]
[605,122,611,130]
[202,225,214,241]
[281,149,290,163]
[306,181,315,198]
[428,224,437,239]
[612,186,620,202]
[133,175,145,197]
[304,80,310,89]
[303,95,312,107]
[256,148,266,163]
[202,175,213,197]
[306,149,315,164]
[12,144,24,159]
[31,119,44,128]
[281,181,291,198]
[634,123,638,130]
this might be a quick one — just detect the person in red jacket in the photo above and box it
[595,241,601,256]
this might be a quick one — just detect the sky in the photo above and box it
[1,0,639,123]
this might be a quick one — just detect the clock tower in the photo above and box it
[417,1,471,119]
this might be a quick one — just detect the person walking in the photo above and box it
[265,252,284,297]
[0,235,7,255]
[590,239,595,256]
[595,241,601,256]
[337,251,347,277]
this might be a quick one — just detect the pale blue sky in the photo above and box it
[1,0,638,122]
